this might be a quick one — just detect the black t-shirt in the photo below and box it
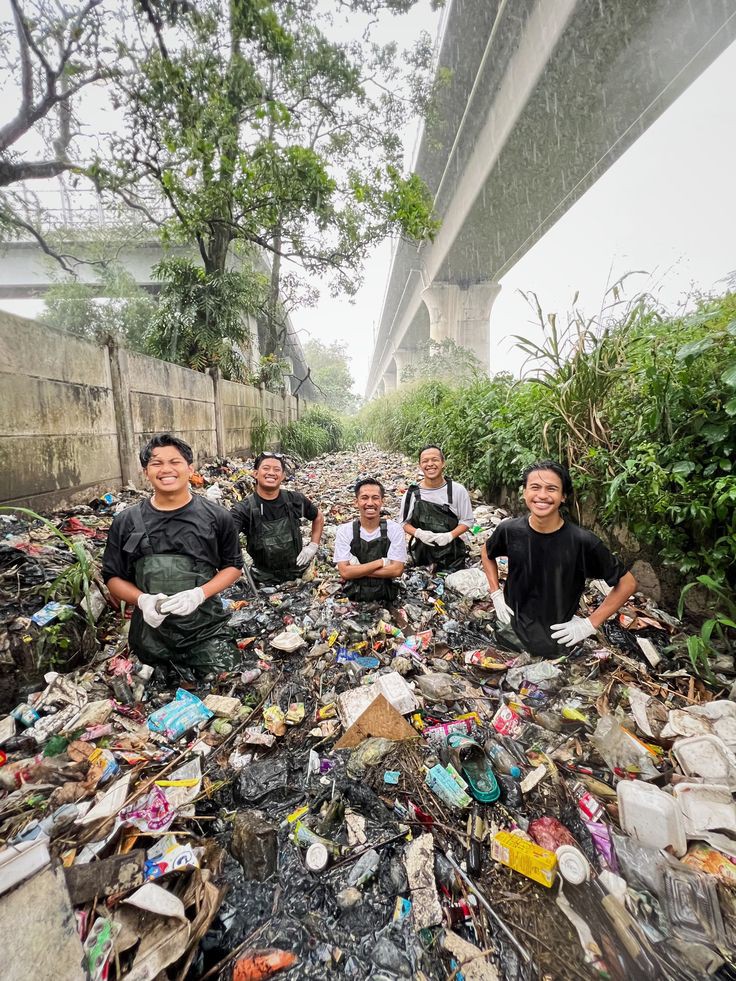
[102,495,243,583]
[231,491,318,538]
[485,516,627,656]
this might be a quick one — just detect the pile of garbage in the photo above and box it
[1,448,735,981]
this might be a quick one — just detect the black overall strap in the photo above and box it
[124,503,154,557]
[379,518,389,554]
[446,479,454,506]
[351,518,362,556]
[402,485,420,523]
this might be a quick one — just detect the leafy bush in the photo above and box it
[356,287,736,601]
[279,406,346,460]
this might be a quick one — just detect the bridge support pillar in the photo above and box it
[421,281,501,371]
[392,348,416,387]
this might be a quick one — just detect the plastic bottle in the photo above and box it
[497,774,523,808]
[484,738,522,778]
[467,806,484,875]
[346,847,380,887]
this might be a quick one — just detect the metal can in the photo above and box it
[305,842,330,873]
[11,702,39,727]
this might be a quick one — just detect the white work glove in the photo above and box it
[296,542,319,567]
[550,616,596,648]
[413,528,439,545]
[490,589,513,625]
[205,484,223,503]
[349,555,361,566]
[159,587,206,617]
[137,592,169,629]
[381,557,391,567]
[433,531,454,547]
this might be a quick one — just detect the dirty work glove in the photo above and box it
[159,587,206,617]
[433,531,454,547]
[381,557,392,567]
[490,589,513,625]
[296,542,319,567]
[348,555,361,566]
[137,592,169,629]
[413,528,439,546]
[550,616,596,648]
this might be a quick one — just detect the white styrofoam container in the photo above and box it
[617,780,687,857]
[672,782,736,837]
[673,734,736,790]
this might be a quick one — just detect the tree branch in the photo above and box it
[1,212,108,275]
[0,158,70,188]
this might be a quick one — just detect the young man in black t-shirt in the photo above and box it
[231,452,324,585]
[103,433,243,674]
[481,460,637,657]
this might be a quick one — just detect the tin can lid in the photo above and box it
[555,845,589,885]
[305,841,329,872]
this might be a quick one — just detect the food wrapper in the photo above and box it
[147,689,213,741]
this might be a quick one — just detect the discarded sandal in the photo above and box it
[447,733,500,803]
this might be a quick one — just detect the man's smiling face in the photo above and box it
[145,446,193,495]
[356,484,383,522]
[523,468,565,520]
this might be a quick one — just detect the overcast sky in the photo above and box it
[297,9,736,393]
[2,1,735,399]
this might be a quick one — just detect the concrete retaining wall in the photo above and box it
[0,312,300,509]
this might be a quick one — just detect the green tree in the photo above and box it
[103,0,439,368]
[0,1,111,267]
[145,257,266,381]
[41,262,156,350]
[303,337,358,412]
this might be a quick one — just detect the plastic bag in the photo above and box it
[147,689,213,741]
[444,567,490,600]
[590,715,660,779]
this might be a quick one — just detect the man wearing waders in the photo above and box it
[481,460,637,658]
[102,434,243,677]
[398,445,474,572]
[334,478,407,603]
[232,452,324,586]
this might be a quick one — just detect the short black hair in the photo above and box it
[354,477,385,498]
[521,460,573,498]
[418,444,445,462]
[140,433,193,468]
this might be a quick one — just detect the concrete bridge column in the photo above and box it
[421,281,501,371]
[392,348,417,387]
[383,369,397,393]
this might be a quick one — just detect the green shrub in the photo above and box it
[357,287,736,600]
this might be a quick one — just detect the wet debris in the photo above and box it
[0,448,735,980]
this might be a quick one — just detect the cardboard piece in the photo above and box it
[405,833,443,930]
[442,930,500,980]
[64,849,146,904]
[0,865,85,980]
[335,694,420,749]
[336,671,418,729]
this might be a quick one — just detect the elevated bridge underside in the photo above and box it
[368,0,736,396]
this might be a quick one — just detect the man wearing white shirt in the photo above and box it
[334,478,407,603]
[398,445,474,571]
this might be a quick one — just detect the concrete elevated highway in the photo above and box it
[0,237,318,400]
[366,0,736,397]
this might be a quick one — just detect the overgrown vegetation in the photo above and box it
[356,288,736,617]
[279,405,347,460]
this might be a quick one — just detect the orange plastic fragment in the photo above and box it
[232,949,298,981]
[189,472,205,487]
